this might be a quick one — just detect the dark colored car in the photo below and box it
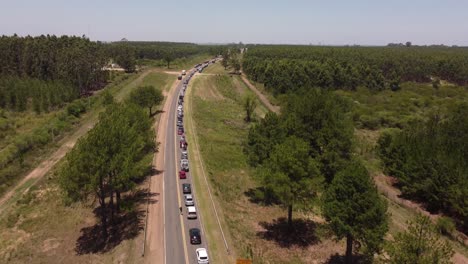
[179,170,187,179]
[178,127,184,135]
[189,228,201,244]
[182,183,191,194]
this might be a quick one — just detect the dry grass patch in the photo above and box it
[192,75,225,101]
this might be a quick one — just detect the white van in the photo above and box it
[187,206,197,219]
[182,70,186,75]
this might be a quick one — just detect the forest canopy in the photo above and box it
[243,45,468,94]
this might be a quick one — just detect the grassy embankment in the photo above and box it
[0,70,176,263]
[185,62,337,264]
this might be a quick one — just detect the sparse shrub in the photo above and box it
[102,90,115,106]
[359,114,380,130]
[66,100,87,117]
[436,217,456,237]
[5,212,20,228]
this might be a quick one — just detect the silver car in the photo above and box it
[185,194,194,206]
[181,159,189,171]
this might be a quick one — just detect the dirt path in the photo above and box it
[0,70,153,214]
[163,71,180,76]
[240,74,280,113]
[143,77,179,264]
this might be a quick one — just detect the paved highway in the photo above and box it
[164,66,209,264]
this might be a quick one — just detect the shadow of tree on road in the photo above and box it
[75,189,159,254]
[257,217,320,248]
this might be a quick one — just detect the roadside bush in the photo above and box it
[66,100,87,117]
[5,212,20,228]
[101,90,115,105]
[436,217,456,237]
[359,114,381,130]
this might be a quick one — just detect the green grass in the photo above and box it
[232,76,269,118]
[171,54,213,71]
[186,74,253,263]
[140,72,173,92]
[244,78,281,107]
[203,61,228,75]
[336,83,468,130]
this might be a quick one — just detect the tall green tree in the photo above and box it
[113,44,136,73]
[323,160,388,264]
[221,49,230,70]
[128,85,164,116]
[162,49,175,69]
[245,112,286,166]
[60,103,154,237]
[283,89,354,183]
[259,136,321,228]
[385,215,454,264]
[231,57,241,74]
[243,94,257,122]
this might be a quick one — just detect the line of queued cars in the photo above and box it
[176,63,215,264]
[194,59,216,74]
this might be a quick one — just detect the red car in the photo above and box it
[179,170,187,179]
[177,127,184,135]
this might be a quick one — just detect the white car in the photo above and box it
[196,248,209,264]
[187,206,197,219]
[185,194,194,206]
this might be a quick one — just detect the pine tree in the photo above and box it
[385,215,454,264]
[259,136,321,228]
[323,160,388,263]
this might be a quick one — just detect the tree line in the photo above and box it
[60,85,163,239]
[378,103,468,232]
[109,41,224,69]
[242,45,468,95]
[0,34,109,95]
[0,77,77,113]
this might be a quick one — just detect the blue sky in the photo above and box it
[1,0,467,45]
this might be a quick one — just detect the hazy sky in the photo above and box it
[1,0,467,45]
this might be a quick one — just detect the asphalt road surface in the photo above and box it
[164,68,209,264]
